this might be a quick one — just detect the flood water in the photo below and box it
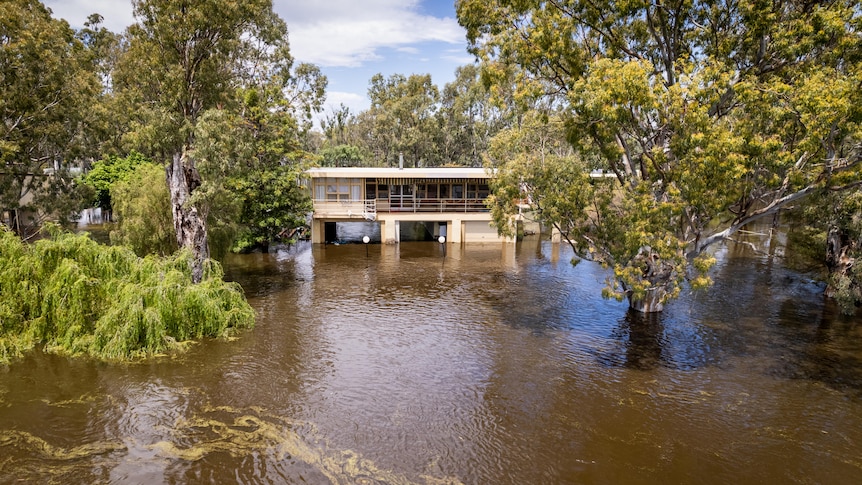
[1,230,861,484]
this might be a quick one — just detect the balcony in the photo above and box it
[312,198,489,219]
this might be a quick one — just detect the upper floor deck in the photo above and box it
[306,167,493,220]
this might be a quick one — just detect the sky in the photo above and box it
[43,0,475,123]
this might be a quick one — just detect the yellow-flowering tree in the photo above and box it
[462,0,862,312]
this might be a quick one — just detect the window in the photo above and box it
[317,177,363,201]
[390,184,413,196]
[467,183,478,199]
[452,184,464,199]
[326,182,340,200]
[466,183,490,199]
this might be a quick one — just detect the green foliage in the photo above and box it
[110,163,177,256]
[366,73,440,167]
[462,0,862,311]
[0,0,101,237]
[80,152,151,211]
[317,68,504,168]
[107,0,323,280]
[109,160,241,261]
[320,104,357,147]
[437,64,506,167]
[319,144,367,167]
[230,164,311,252]
[193,93,312,253]
[0,227,254,364]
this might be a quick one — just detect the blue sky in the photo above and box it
[44,0,474,122]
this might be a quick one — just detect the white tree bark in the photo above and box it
[166,149,209,283]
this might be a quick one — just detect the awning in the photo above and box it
[375,177,488,185]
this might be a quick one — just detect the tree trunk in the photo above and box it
[824,225,858,303]
[628,286,667,313]
[626,246,675,313]
[166,149,209,283]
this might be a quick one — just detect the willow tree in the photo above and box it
[460,0,862,312]
[0,227,253,363]
[114,0,294,282]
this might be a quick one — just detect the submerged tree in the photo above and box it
[825,191,862,313]
[0,227,253,363]
[115,0,307,282]
[460,0,862,312]
[795,188,862,314]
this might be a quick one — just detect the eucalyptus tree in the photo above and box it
[285,62,328,137]
[460,0,862,312]
[437,64,504,167]
[115,0,303,282]
[74,14,128,157]
[367,73,441,167]
[319,104,369,166]
[321,104,355,147]
[114,0,326,281]
[0,0,101,237]
[192,82,315,253]
[319,144,368,167]
[796,189,862,314]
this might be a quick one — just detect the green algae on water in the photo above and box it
[0,228,254,363]
[147,405,465,485]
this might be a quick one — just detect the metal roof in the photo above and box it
[306,167,493,179]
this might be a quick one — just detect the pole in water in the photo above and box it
[363,235,370,257]
[438,235,446,257]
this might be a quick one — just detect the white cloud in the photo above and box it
[323,91,370,114]
[441,49,476,66]
[43,1,467,71]
[275,0,465,67]
[40,0,470,117]
[314,91,370,130]
[43,0,135,33]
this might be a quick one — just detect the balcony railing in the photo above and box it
[313,198,488,219]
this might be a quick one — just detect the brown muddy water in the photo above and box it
[1,230,861,484]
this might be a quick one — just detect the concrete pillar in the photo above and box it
[382,219,398,244]
[311,218,325,244]
[551,225,562,244]
[450,219,463,244]
[501,241,517,268]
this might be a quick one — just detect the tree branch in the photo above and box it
[691,184,818,256]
